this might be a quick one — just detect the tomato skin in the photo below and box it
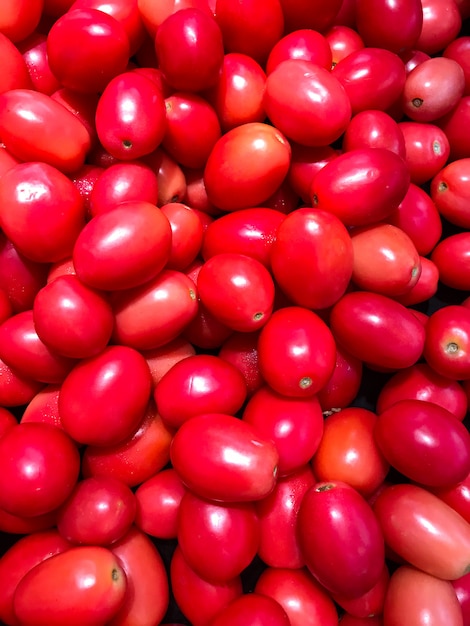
[342,109,406,158]
[108,526,169,626]
[254,566,339,626]
[170,412,279,502]
[329,291,425,371]
[0,356,44,409]
[383,565,464,626]
[255,465,316,569]
[264,59,351,147]
[13,546,127,626]
[161,202,204,270]
[332,563,390,619]
[431,158,470,228]
[444,37,470,96]
[270,208,353,310]
[431,233,470,291]
[310,148,410,227]
[355,0,423,53]
[437,96,470,162]
[0,422,80,518]
[46,8,130,94]
[423,305,470,380]
[375,399,470,488]
[210,593,291,626]
[0,530,71,626]
[218,331,263,397]
[242,386,324,477]
[432,471,470,524]
[266,29,332,74]
[18,33,62,96]
[416,0,462,55]
[298,481,385,598]
[280,0,342,33]
[154,354,247,430]
[95,72,167,161]
[0,508,57,536]
[258,306,336,398]
[325,24,365,66]
[373,483,470,580]
[0,32,33,93]
[317,346,363,413]
[452,571,470,625]
[143,336,196,388]
[399,121,450,185]
[203,122,291,212]
[312,407,389,498]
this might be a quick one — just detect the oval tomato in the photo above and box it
[210,593,290,626]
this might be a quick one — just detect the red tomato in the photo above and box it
[279,0,342,33]
[394,259,440,306]
[21,384,63,431]
[264,59,351,147]
[437,95,470,161]
[210,593,290,626]
[329,291,426,371]
[317,345,364,413]
[0,422,79,518]
[203,122,291,211]
[170,545,242,626]
[160,202,204,270]
[59,345,152,447]
[46,8,130,93]
[156,8,224,92]
[310,148,410,227]
[109,526,169,626]
[170,412,279,502]
[0,356,44,409]
[56,476,136,546]
[332,564,390,619]
[287,143,341,203]
[266,29,332,74]
[0,406,16,439]
[254,566,339,626]
[257,306,337,397]
[297,481,385,598]
[432,471,470,524]
[423,304,470,379]
[177,490,260,582]
[433,232,470,289]
[18,33,62,96]
[0,530,71,626]
[398,121,450,185]
[383,565,464,626]
[0,32,32,93]
[325,24,365,66]
[373,483,470,580]
[270,208,353,310]
[452,571,470,626]
[255,465,316,569]
[242,386,324,476]
[311,407,389,498]
[354,0,423,52]
[431,158,470,228]
[444,36,470,96]
[343,109,406,158]
[218,331,263,397]
[416,0,462,55]
[0,162,86,264]
[142,147,187,206]
[154,354,247,430]
[13,546,127,626]
[0,508,58,536]
[142,336,196,388]
[0,0,43,42]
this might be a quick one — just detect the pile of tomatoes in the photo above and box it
[1,0,470,624]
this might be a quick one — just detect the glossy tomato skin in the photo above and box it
[375,399,470,487]
[325,24,365,66]
[312,407,389,498]
[355,0,423,53]
[203,122,291,211]
[0,162,86,264]
[154,354,247,430]
[384,565,464,626]
[0,422,80,518]
[161,202,204,270]
[0,530,71,626]
[254,566,339,626]
[298,481,385,598]
[431,158,470,228]
[453,571,470,626]
[399,121,450,185]
[59,345,152,447]
[332,563,390,619]
[317,345,364,413]
[0,356,44,409]
[310,148,410,227]
[255,464,316,569]
[431,233,470,291]
[373,483,470,580]
[0,32,32,93]
[242,386,324,476]
[416,0,462,55]
[266,29,332,74]
[109,526,169,626]
[95,71,167,161]
[0,89,91,173]
[143,336,196,388]
[264,59,351,147]
[342,109,406,158]
[432,471,470,524]
[210,593,290,626]
[13,546,127,626]
[170,412,279,502]
[18,33,62,96]
[423,304,470,380]
[329,291,425,371]
[46,8,130,93]
[270,208,353,310]
[218,331,263,397]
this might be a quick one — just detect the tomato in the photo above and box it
[218,331,263,397]
[332,564,390,619]
[109,527,169,626]
[242,386,324,476]
[203,122,291,211]
[325,25,365,66]
[423,304,470,379]
[264,59,351,147]
[399,121,451,185]
[46,8,130,93]
[432,471,470,524]
[143,336,196,388]
[416,0,462,55]
[0,422,80,518]
[266,29,332,74]
[310,148,410,227]
[0,406,16,439]
[170,412,279,502]
[0,32,32,94]
[255,465,316,569]
[13,546,127,626]
[342,109,406,158]
[33,275,114,360]
[0,508,58,536]
[279,0,343,33]
[431,158,470,228]
[156,8,224,92]
[0,530,71,626]
[161,202,204,270]
[95,71,167,161]
[383,565,464,626]
[257,306,337,397]
[444,36,470,96]
[56,477,136,546]
[373,483,470,580]
[317,346,363,413]
[254,566,339,626]
[134,468,186,539]
[20,384,62,430]
[437,95,470,161]
[170,545,242,626]
[0,356,44,409]
[354,0,423,53]
[452,571,470,626]
[17,33,62,96]
[0,0,43,42]
[210,593,290,626]
[154,354,247,430]
[143,147,187,206]
[177,490,260,582]
[270,208,353,310]
[287,143,340,203]
[297,481,385,598]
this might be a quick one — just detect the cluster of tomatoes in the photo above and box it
[0,0,470,624]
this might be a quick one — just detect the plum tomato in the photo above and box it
[265,29,332,74]
[423,304,470,379]
[210,593,290,626]
[431,158,470,228]
[342,109,406,158]
[398,121,450,185]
